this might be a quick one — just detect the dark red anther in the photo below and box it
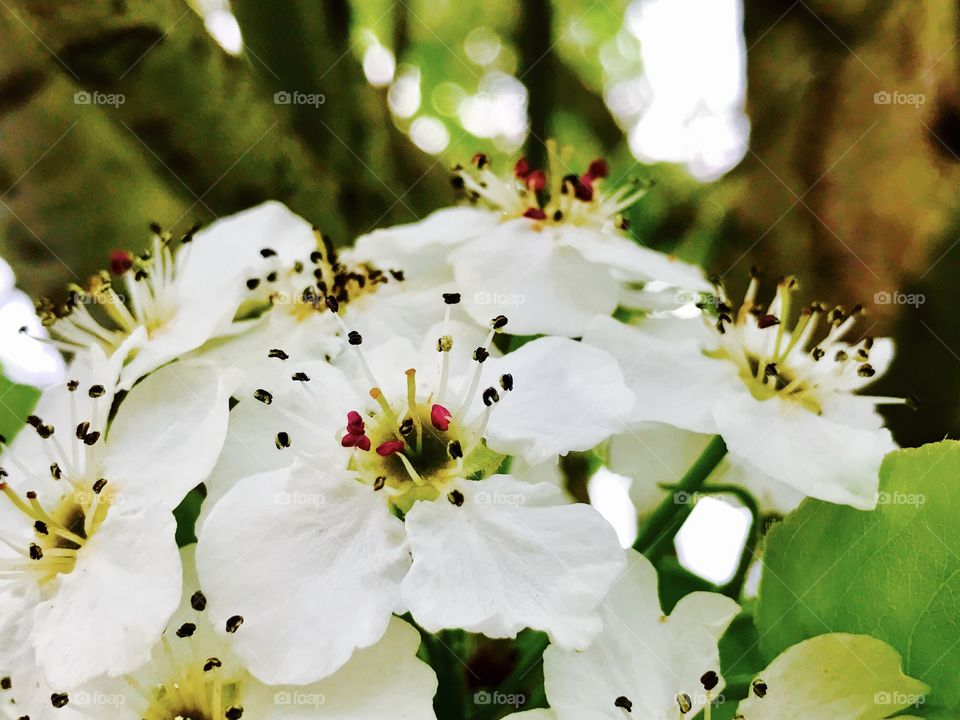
[523,208,548,220]
[525,170,546,192]
[346,410,365,436]
[586,158,609,179]
[431,404,452,431]
[376,440,405,456]
[109,250,134,277]
[574,175,595,202]
[514,157,530,179]
[757,314,781,329]
[471,153,489,169]
[341,433,371,451]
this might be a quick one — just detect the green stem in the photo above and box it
[632,435,727,557]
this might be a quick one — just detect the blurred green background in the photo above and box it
[0,0,956,445]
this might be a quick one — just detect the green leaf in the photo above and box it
[0,374,40,442]
[756,441,960,711]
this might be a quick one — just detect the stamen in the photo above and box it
[393,451,426,486]
[431,404,452,431]
[405,369,423,454]
[370,388,401,431]
[376,440,405,457]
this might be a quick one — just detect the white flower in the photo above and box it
[196,303,631,684]
[584,274,901,510]
[524,549,740,720]
[0,547,438,720]
[733,633,927,720]
[353,150,710,337]
[37,202,314,389]
[195,217,450,398]
[502,622,926,720]
[0,349,236,689]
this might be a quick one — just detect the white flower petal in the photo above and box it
[713,391,896,510]
[483,337,634,464]
[562,226,711,292]
[118,311,238,389]
[196,461,409,685]
[176,200,317,297]
[735,633,928,720]
[200,359,361,523]
[243,617,437,720]
[452,223,620,337]
[402,475,626,648]
[583,316,735,433]
[544,550,739,720]
[32,500,181,689]
[190,311,342,395]
[103,360,239,508]
[351,206,500,282]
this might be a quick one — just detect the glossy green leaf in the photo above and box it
[756,441,960,712]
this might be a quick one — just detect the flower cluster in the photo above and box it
[0,152,923,720]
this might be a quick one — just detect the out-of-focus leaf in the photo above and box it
[0,374,39,443]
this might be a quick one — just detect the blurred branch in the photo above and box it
[0,11,192,297]
[7,0,346,238]
[518,0,553,169]
[231,0,448,238]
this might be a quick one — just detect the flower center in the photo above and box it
[0,378,114,584]
[698,272,890,414]
[241,229,398,324]
[337,297,511,511]
[140,655,244,720]
[452,141,648,231]
[37,225,200,355]
[0,481,111,583]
